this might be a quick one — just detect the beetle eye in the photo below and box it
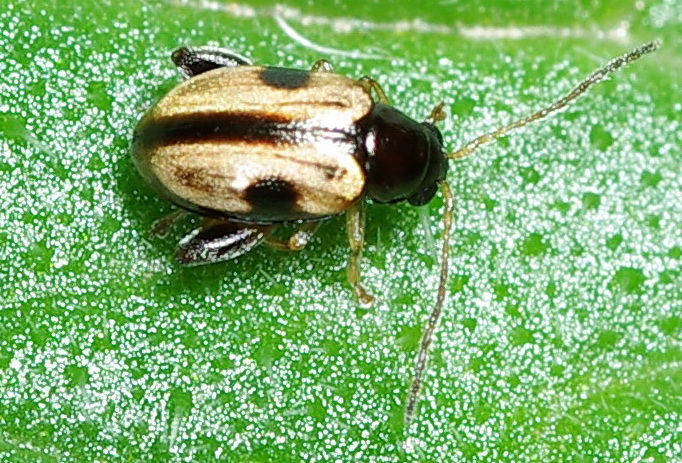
[408,184,438,206]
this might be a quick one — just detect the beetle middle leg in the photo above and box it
[171,46,253,79]
[358,76,390,104]
[264,222,321,251]
[345,202,375,307]
[176,218,271,265]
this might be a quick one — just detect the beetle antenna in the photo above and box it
[405,180,455,429]
[449,41,659,160]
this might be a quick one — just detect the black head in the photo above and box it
[359,103,448,206]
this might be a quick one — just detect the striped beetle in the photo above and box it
[132,42,658,427]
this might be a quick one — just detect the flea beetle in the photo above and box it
[131,42,658,427]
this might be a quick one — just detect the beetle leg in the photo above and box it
[150,209,187,238]
[358,76,390,104]
[176,218,271,265]
[171,46,253,79]
[425,102,447,124]
[311,59,334,73]
[264,222,321,251]
[345,203,375,307]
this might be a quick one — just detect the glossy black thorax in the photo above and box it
[356,103,447,206]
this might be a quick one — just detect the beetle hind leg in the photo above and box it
[171,46,252,79]
[176,218,271,265]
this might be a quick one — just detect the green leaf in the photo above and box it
[2,0,680,461]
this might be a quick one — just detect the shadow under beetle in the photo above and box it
[131,41,659,429]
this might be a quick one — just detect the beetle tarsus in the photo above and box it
[352,284,376,308]
[311,59,334,73]
[264,222,321,251]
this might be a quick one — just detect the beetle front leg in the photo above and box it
[264,222,321,251]
[311,59,334,73]
[176,218,271,265]
[346,203,375,307]
[171,46,253,79]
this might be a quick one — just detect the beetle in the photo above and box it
[131,42,658,428]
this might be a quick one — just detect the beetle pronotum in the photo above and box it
[132,41,659,429]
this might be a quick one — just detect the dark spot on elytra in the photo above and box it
[245,177,299,219]
[260,67,310,89]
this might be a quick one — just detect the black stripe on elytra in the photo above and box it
[133,112,356,151]
[260,67,310,89]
